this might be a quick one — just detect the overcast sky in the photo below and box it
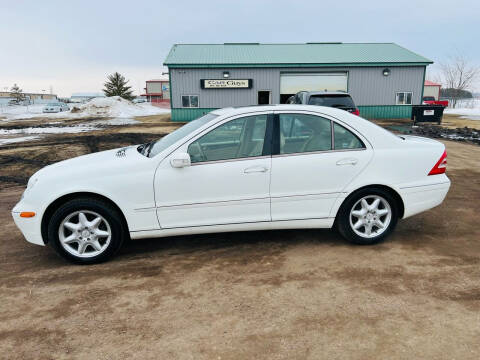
[1,0,478,96]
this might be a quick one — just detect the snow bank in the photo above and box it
[444,99,480,120]
[70,96,168,118]
[0,96,170,121]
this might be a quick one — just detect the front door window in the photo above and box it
[188,115,268,163]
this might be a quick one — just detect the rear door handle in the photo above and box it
[244,166,268,174]
[336,158,358,166]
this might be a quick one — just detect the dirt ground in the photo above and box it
[0,115,479,359]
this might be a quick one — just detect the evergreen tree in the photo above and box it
[103,72,134,100]
[10,84,25,102]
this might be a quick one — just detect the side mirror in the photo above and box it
[170,152,191,168]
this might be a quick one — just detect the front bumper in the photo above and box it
[12,200,45,246]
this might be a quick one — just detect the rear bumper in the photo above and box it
[400,178,450,218]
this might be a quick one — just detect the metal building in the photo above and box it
[141,77,170,104]
[423,80,442,100]
[164,43,433,121]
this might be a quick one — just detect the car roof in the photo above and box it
[211,104,350,116]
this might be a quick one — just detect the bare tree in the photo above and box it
[439,54,479,108]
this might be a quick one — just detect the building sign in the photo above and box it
[201,79,253,89]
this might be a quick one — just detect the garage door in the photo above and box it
[280,73,348,103]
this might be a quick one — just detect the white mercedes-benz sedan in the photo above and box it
[12,105,450,264]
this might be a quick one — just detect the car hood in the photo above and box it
[30,145,146,184]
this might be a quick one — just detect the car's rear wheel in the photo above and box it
[47,197,127,264]
[336,188,399,245]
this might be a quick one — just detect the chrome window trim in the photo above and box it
[190,155,270,166]
[272,147,366,159]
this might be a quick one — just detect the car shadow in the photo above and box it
[119,228,348,260]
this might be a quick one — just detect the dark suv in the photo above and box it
[288,91,360,116]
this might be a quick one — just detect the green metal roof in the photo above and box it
[164,43,432,68]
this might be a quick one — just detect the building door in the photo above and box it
[258,91,271,105]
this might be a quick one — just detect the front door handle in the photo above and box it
[244,166,268,174]
[336,158,358,166]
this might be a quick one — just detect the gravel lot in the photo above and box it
[0,116,479,359]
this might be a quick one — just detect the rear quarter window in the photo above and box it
[333,123,364,150]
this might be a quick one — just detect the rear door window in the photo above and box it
[279,114,332,154]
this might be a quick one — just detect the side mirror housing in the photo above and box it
[170,152,191,168]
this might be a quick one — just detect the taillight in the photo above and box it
[428,150,447,175]
[352,108,360,116]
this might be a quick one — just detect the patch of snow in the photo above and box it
[0,96,170,120]
[88,117,139,126]
[0,125,100,135]
[0,136,40,146]
[0,117,141,146]
[444,99,480,120]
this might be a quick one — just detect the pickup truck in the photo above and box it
[422,96,449,107]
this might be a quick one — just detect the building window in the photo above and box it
[182,95,199,108]
[396,92,412,105]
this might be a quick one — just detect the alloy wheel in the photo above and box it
[58,210,112,258]
[349,195,392,238]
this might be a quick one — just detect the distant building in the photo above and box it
[70,92,105,103]
[164,42,433,121]
[0,91,57,105]
[142,77,170,104]
[423,80,441,100]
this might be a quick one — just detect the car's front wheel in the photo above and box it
[336,188,399,245]
[47,197,127,264]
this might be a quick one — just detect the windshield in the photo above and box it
[423,96,435,101]
[147,113,218,157]
[47,103,61,106]
[308,95,355,108]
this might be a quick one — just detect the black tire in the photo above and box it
[336,187,399,245]
[47,197,127,264]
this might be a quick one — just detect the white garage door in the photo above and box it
[280,73,348,94]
